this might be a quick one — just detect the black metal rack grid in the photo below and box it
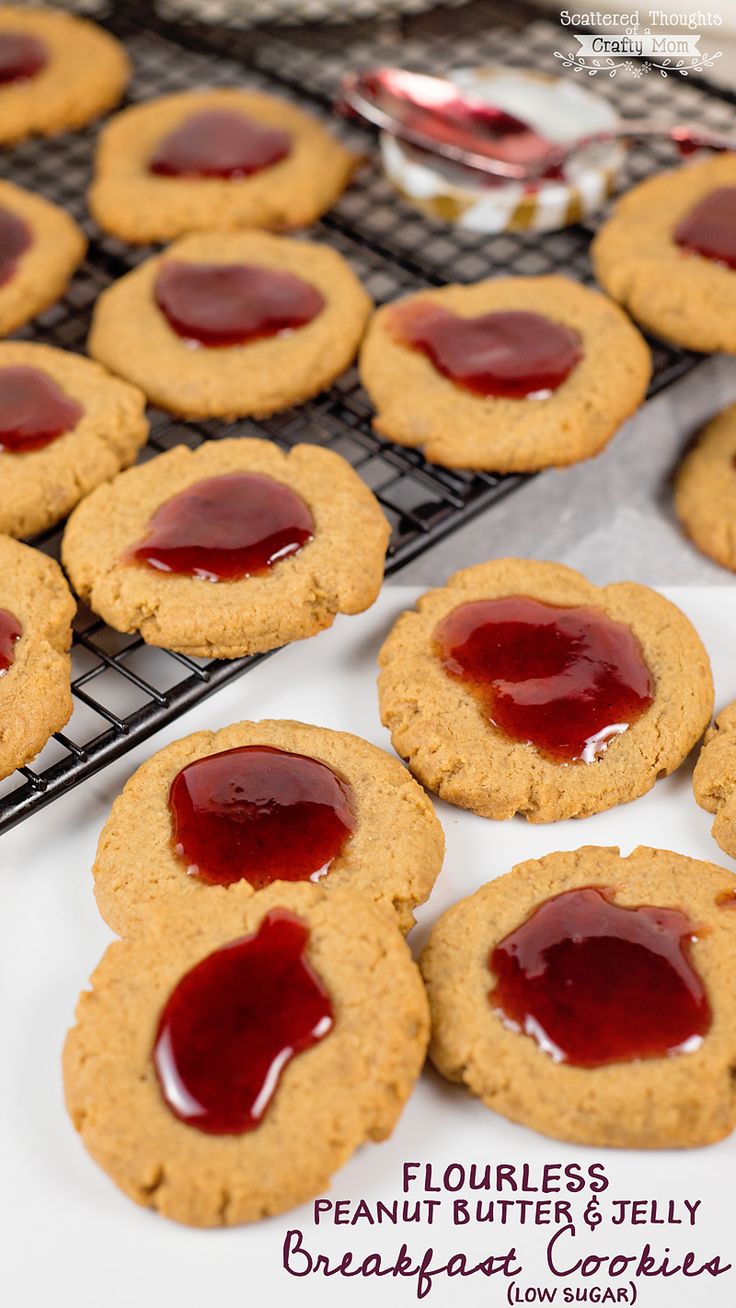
[1,0,734,832]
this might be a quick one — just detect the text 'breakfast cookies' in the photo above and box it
[89,88,359,243]
[61,437,390,658]
[420,846,736,1149]
[0,341,148,539]
[92,719,445,937]
[87,231,372,419]
[0,534,75,780]
[63,883,429,1227]
[360,275,651,471]
[378,559,713,822]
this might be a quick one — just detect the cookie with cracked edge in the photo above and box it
[61,437,390,658]
[592,155,736,353]
[0,341,148,539]
[87,230,372,419]
[93,718,445,937]
[675,404,736,572]
[0,534,75,780]
[421,845,736,1149]
[0,180,85,337]
[0,6,130,146]
[89,88,359,244]
[359,275,651,472]
[693,700,736,861]
[63,881,430,1227]
[378,558,713,822]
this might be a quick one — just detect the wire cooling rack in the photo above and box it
[1,0,734,832]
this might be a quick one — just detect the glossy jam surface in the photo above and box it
[149,109,291,178]
[0,32,47,84]
[0,608,21,674]
[128,472,314,582]
[169,745,356,888]
[0,206,31,287]
[675,188,736,270]
[490,887,710,1067]
[154,261,324,348]
[390,303,583,398]
[434,595,653,763]
[0,367,84,454]
[153,910,333,1134]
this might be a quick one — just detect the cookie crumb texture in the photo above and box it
[87,230,372,419]
[0,341,148,538]
[0,534,75,779]
[421,845,736,1149]
[63,883,429,1226]
[694,700,736,860]
[359,276,651,472]
[0,180,85,337]
[675,403,736,572]
[378,559,713,822]
[592,156,736,353]
[61,438,389,658]
[0,7,130,145]
[93,718,444,937]
[89,88,359,243]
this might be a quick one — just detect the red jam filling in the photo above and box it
[0,32,47,84]
[154,261,324,348]
[169,745,356,888]
[0,207,31,288]
[152,909,333,1135]
[149,109,291,179]
[674,188,736,270]
[0,608,21,674]
[490,886,710,1067]
[127,472,314,582]
[390,303,583,398]
[0,367,84,454]
[434,595,653,763]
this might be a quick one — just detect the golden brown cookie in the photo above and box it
[592,155,736,353]
[87,230,371,419]
[0,341,148,539]
[63,881,429,1227]
[359,275,651,471]
[62,437,389,658]
[675,403,736,571]
[693,700,736,861]
[421,845,736,1149]
[89,88,358,244]
[0,7,130,145]
[0,180,85,338]
[93,718,444,938]
[0,534,75,780]
[378,559,713,822]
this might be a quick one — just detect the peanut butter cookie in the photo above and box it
[0,6,130,145]
[675,403,736,572]
[87,230,371,419]
[421,845,736,1149]
[378,559,713,822]
[0,534,75,780]
[93,718,444,937]
[63,882,429,1226]
[89,88,358,243]
[592,155,736,353]
[359,275,651,471]
[0,180,85,338]
[693,700,736,861]
[0,341,148,539]
[62,437,389,658]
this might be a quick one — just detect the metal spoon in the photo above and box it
[339,67,736,181]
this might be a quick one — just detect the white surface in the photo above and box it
[2,585,736,1308]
